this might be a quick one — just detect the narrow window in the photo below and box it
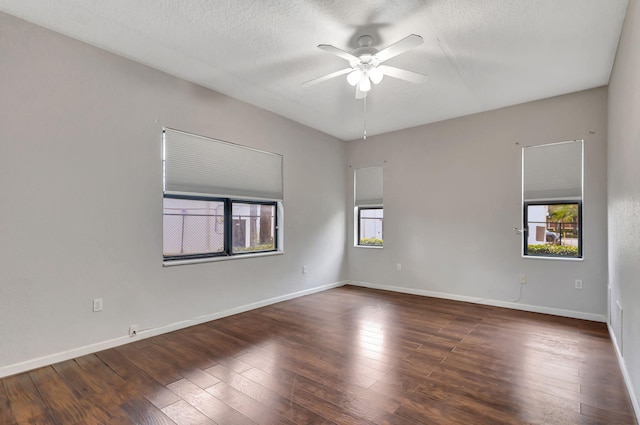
[231,202,277,254]
[354,166,383,247]
[522,140,583,258]
[358,207,384,246]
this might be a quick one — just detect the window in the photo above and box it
[231,202,276,253]
[358,207,383,246]
[163,128,282,262]
[522,140,583,258]
[524,201,582,257]
[163,197,225,259]
[163,196,277,261]
[354,166,383,247]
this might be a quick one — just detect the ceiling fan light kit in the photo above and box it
[304,34,428,99]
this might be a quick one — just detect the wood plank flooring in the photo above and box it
[1,286,637,424]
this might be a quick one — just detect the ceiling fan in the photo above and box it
[303,34,428,99]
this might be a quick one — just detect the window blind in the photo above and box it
[523,140,583,201]
[354,166,383,206]
[163,128,283,201]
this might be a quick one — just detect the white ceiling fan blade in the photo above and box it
[318,44,359,62]
[302,68,352,87]
[374,34,424,63]
[379,65,428,84]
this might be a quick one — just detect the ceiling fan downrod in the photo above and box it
[363,95,367,140]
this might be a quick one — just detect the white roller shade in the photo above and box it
[523,140,583,201]
[163,128,283,201]
[355,166,383,206]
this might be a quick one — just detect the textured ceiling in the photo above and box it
[0,0,629,141]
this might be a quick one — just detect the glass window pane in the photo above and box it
[525,203,580,258]
[163,197,225,257]
[232,203,276,253]
[359,208,383,246]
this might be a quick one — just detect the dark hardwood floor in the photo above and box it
[1,285,636,424]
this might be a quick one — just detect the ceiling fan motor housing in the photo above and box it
[351,35,379,65]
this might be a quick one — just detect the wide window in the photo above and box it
[522,140,583,258]
[354,166,383,247]
[163,128,282,262]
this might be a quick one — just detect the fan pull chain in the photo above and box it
[363,96,367,140]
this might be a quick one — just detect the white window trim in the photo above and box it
[163,250,284,267]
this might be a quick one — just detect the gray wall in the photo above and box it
[608,0,640,415]
[0,12,347,375]
[347,87,609,320]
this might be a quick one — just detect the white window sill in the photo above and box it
[354,245,383,249]
[163,250,283,267]
[522,255,583,262]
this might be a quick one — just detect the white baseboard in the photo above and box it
[348,281,607,322]
[608,323,640,424]
[0,280,347,379]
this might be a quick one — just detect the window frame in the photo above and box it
[163,194,278,262]
[230,199,278,256]
[523,200,582,259]
[357,206,384,248]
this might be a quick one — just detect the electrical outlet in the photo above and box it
[303,265,308,274]
[129,325,138,337]
[396,263,402,271]
[575,279,583,290]
[93,298,103,312]
[520,274,527,284]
